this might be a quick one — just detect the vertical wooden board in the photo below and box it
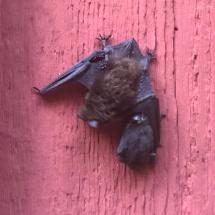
[0,0,215,214]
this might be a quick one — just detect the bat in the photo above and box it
[33,34,163,167]
[117,96,163,168]
[33,34,155,127]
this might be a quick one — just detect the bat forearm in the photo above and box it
[136,72,154,102]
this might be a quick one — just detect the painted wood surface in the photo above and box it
[0,0,215,214]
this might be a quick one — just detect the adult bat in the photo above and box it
[33,34,155,127]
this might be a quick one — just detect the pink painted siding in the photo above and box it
[0,0,215,214]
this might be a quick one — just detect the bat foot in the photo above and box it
[145,48,156,61]
[32,87,41,95]
[139,48,156,71]
[96,33,112,49]
[96,33,112,42]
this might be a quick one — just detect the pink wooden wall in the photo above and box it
[1,0,215,214]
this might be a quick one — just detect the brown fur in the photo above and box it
[79,58,141,122]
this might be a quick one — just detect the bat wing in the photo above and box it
[32,50,106,95]
[131,96,161,151]
[143,97,161,151]
[32,38,144,95]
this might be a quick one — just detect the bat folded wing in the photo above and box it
[32,38,146,96]
[32,50,105,95]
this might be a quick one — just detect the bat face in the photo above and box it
[117,115,156,168]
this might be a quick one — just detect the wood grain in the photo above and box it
[0,0,215,214]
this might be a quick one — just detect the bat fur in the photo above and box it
[78,57,141,123]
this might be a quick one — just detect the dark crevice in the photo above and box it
[172,0,181,213]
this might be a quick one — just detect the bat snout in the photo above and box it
[117,150,136,166]
[117,141,155,168]
[117,145,130,163]
[117,147,127,157]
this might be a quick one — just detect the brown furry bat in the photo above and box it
[78,58,141,127]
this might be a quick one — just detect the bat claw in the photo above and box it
[32,87,41,94]
[96,32,112,41]
[96,32,112,49]
[145,48,156,61]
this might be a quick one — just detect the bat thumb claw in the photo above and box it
[31,87,41,95]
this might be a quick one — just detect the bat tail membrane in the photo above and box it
[32,50,105,95]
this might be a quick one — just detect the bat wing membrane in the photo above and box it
[33,50,105,95]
